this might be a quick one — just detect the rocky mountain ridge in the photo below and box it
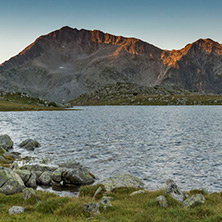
[0,26,221,102]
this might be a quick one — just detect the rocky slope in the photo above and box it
[0,26,222,102]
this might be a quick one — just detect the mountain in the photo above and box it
[0,26,222,102]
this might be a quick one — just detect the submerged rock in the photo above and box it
[19,139,40,151]
[0,135,13,150]
[166,179,185,202]
[101,174,144,192]
[9,206,24,216]
[0,167,25,195]
[183,194,205,207]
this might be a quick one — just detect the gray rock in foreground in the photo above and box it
[0,135,13,150]
[101,174,145,192]
[19,139,40,151]
[183,194,206,207]
[0,167,25,195]
[23,187,36,200]
[166,179,185,202]
[156,195,168,208]
[9,206,24,216]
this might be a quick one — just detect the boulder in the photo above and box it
[51,168,64,183]
[63,167,95,185]
[0,156,6,162]
[183,194,205,208]
[14,170,31,184]
[26,171,37,188]
[38,171,51,185]
[101,174,144,192]
[23,187,36,200]
[166,179,185,202]
[156,195,168,208]
[9,206,24,216]
[0,147,7,155]
[0,135,13,150]
[0,167,25,195]
[19,139,40,151]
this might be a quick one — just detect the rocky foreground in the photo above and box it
[0,134,221,221]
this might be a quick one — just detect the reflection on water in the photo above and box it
[0,106,222,192]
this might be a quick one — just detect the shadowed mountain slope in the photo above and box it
[0,27,221,102]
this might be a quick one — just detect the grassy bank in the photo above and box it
[1,186,221,222]
[0,92,69,111]
[70,83,222,106]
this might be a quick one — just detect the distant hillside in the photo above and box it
[70,83,222,106]
[0,26,222,102]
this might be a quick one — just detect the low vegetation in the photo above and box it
[0,185,221,221]
[70,83,222,106]
[0,92,68,111]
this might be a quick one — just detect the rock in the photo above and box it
[51,167,64,183]
[156,195,168,208]
[19,139,40,151]
[83,202,100,215]
[63,167,95,185]
[9,206,24,216]
[101,174,144,192]
[130,189,146,196]
[99,197,113,210]
[182,194,205,208]
[0,135,13,150]
[0,156,6,162]
[2,152,17,161]
[26,171,37,188]
[38,171,51,185]
[14,170,31,184]
[0,167,25,195]
[0,147,7,155]
[166,179,185,202]
[23,187,36,200]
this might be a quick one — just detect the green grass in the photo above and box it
[0,186,221,222]
[71,93,222,106]
[0,92,76,111]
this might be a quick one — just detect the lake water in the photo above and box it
[0,106,222,192]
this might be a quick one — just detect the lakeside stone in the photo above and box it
[14,170,31,184]
[0,135,13,150]
[101,174,145,192]
[9,206,24,216]
[166,179,185,202]
[19,139,40,151]
[23,187,36,200]
[183,194,206,207]
[51,167,64,183]
[156,195,168,208]
[63,167,95,185]
[38,171,52,185]
[0,167,25,195]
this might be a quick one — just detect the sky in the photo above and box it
[0,0,222,64]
